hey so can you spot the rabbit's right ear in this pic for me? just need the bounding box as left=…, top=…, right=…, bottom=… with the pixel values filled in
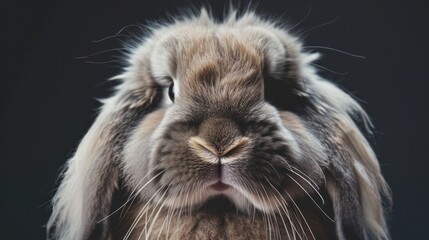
left=47, top=41, right=161, bottom=239
left=47, top=83, right=159, bottom=239
left=47, top=16, right=189, bottom=237
left=47, top=99, right=121, bottom=240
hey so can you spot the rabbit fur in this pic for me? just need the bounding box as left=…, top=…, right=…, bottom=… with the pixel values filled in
left=48, top=9, right=391, bottom=240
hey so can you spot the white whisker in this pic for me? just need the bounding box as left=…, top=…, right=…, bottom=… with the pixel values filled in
left=262, top=175, right=294, bottom=240
left=288, top=169, right=325, bottom=204
left=140, top=186, right=169, bottom=240
left=123, top=187, right=164, bottom=240
left=288, top=175, right=334, bottom=222
left=289, top=166, right=320, bottom=189
left=289, top=3, right=312, bottom=32
left=285, top=191, right=316, bottom=240
left=304, top=45, right=366, bottom=59
left=300, top=15, right=341, bottom=35
left=97, top=169, right=162, bottom=224
left=92, top=34, right=131, bottom=43
left=311, top=63, right=349, bottom=75
left=75, top=48, right=126, bottom=59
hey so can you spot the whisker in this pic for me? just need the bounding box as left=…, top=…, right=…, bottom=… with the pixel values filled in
left=261, top=172, right=303, bottom=240
left=304, top=45, right=366, bottom=59
left=288, top=169, right=325, bottom=204
left=311, top=63, right=349, bottom=75
left=262, top=186, right=276, bottom=240
left=156, top=207, right=169, bottom=240
left=92, top=34, right=131, bottom=43
left=264, top=160, right=281, bottom=180
left=300, top=15, right=341, bottom=35
left=121, top=169, right=159, bottom=215
left=164, top=203, right=176, bottom=240
left=275, top=191, right=291, bottom=239
left=285, top=192, right=316, bottom=240
left=115, top=24, right=142, bottom=35
left=123, top=186, right=165, bottom=240
left=171, top=184, right=187, bottom=239
left=288, top=175, right=334, bottom=222
left=289, top=3, right=312, bottom=32
left=277, top=202, right=292, bottom=240
left=261, top=168, right=284, bottom=240
left=75, top=48, right=126, bottom=59
left=97, top=169, right=162, bottom=224
left=85, top=60, right=121, bottom=65
left=240, top=178, right=270, bottom=239
left=282, top=200, right=301, bottom=240
left=150, top=187, right=173, bottom=239
left=289, top=166, right=320, bottom=189
left=291, top=207, right=306, bottom=240
left=239, top=178, right=258, bottom=223
left=262, top=176, right=294, bottom=240
left=140, top=186, right=170, bottom=240
left=184, top=181, right=192, bottom=213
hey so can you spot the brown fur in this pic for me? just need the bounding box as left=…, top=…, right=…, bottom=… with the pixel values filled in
left=48, top=9, right=390, bottom=240
left=112, top=196, right=337, bottom=240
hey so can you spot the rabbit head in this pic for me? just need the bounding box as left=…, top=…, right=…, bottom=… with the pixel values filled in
left=48, top=9, right=391, bottom=240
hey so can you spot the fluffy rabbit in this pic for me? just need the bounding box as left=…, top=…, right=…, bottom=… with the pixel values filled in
left=48, top=9, right=391, bottom=240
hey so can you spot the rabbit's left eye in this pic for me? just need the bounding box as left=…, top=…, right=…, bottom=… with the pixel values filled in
left=168, top=82, right=175, bottom=102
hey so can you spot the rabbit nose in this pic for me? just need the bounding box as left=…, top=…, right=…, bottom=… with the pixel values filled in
left=188, top=117, right=251, bottom=163
left=188, top=136, right=250, bottom=162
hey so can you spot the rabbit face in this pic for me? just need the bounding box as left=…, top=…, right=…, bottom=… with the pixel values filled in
left=122, top=29, right=325, bottom=215
left=48, top=10, right=390, bottom=240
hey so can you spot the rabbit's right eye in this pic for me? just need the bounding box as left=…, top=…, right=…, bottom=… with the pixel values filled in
left=264, top=77, right=308, bottom=111
left=168, top=83, right=175, bottom=102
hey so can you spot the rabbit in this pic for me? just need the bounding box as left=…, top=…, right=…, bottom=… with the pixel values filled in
left=47, top=8, right=391, bottom=240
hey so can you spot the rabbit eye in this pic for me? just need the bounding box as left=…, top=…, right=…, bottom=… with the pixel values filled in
left=168, top=82, right=175, bottom=102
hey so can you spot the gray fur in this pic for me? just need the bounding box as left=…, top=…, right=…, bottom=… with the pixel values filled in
left=48, top=8, right=390, bottom=240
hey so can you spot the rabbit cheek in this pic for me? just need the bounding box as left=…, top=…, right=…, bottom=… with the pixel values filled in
left=121, top=109, right=168, bottom=197
left=233, top=109, right=326, bottom=212
left=146, top=122, right=208, bottom=204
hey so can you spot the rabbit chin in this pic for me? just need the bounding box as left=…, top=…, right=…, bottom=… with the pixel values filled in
left=157, top=180, right=282, bottom=215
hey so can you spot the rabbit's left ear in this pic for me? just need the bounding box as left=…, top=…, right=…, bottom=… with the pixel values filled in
left=48, top=79, right=159, bottom=239
left=312, top=80, right=391, bottom=240
left=325, top=115, right=390, bottom=240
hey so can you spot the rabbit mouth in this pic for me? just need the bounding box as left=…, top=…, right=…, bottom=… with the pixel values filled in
left=209, top=181, right=230, bottom=191
left=157, top=165, right=287, bottom=214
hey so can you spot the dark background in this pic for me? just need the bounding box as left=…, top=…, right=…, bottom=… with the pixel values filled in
left=2, top=0, right=428, bottom=239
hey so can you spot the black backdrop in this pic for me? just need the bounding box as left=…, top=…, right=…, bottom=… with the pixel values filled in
left=2, top=0, right=428, bottom=239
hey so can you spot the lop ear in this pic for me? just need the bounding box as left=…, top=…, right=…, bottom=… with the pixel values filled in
left=48, top=77, right=159, bottom=239
left=312, top=77, right=391, bottom=240
left=325, top=114, right=390, bottom=240
left=307, top=78, right=391, bottom=240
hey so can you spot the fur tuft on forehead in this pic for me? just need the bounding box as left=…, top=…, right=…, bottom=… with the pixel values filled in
left=115, top=9, right=312, bottom=113
left=126, top=9, right=308, bottom=87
